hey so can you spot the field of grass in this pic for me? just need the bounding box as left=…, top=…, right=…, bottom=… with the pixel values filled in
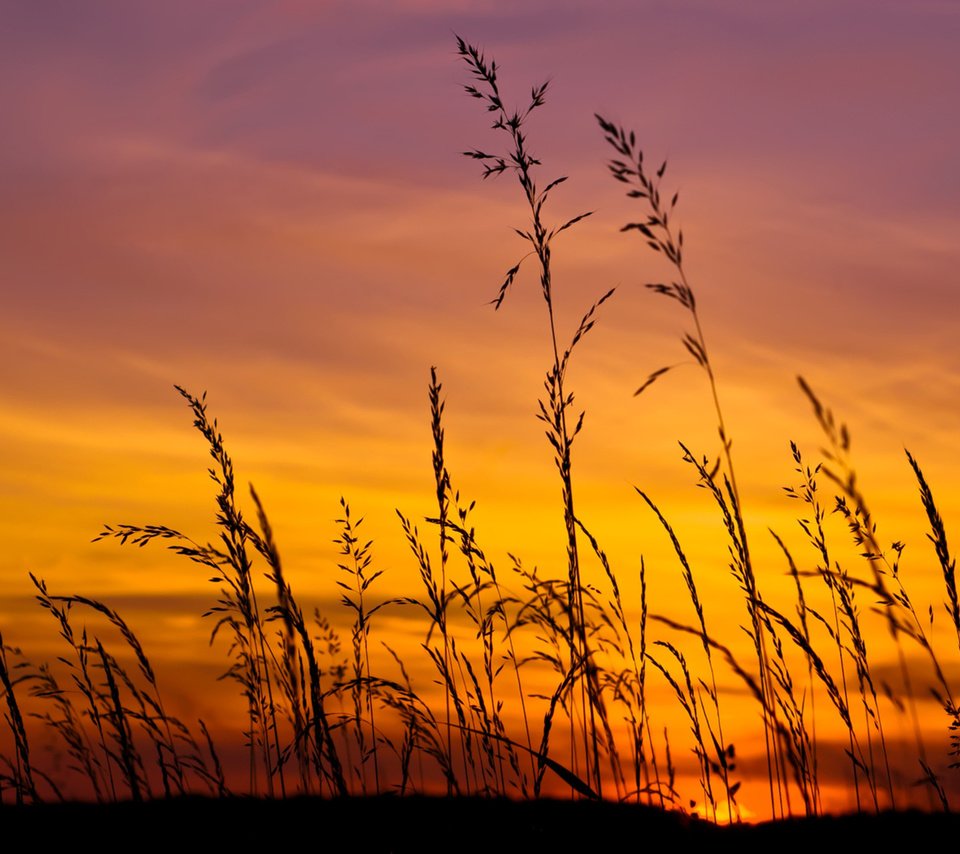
left=1, top=37, right=958, bottom=833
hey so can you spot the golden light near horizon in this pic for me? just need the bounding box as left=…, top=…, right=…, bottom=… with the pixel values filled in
left=1, top=2, right=959, bottom=823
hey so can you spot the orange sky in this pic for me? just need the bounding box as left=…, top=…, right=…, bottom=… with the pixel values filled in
left=2, top=0, right=959, bottom=819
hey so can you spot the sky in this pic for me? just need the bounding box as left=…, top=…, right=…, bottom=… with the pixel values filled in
left=1, top=0, right=959, bottom=818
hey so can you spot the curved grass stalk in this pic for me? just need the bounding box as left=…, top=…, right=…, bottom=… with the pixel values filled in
left=598, top=114, right=785, bottom=817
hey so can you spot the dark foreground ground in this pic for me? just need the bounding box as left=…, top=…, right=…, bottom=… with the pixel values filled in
left=2, top=796, right=957, bottom=851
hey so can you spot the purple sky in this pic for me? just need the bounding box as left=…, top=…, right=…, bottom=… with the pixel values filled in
left=1, top=1, right=959, bottom=810
left=2, top=0, right=958, bottom=583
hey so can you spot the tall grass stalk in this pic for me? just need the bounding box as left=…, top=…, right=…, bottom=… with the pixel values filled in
left=907, top=451, right=960, bottom=655
left=458, top=34, right=614, bottom=797
left=427, top=366, right=462, bottom=792
left=634, top=488, right=736, bottom=816
left=799, top=378, right=957, bottom=796
left=251, top=484, right=311, bottom=791
left=597, top=114, right=784, bottom=817
left=334, top=497, right=384, bottom=794
left=906, top=451, right=960, bottom=771
left=0, top=634, right=37, bottom=804
left=770, top=530, right=822, bottom=814
left=248, top=494, right=347, bottom=796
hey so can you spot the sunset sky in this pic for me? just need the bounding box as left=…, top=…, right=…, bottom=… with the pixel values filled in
left=2, top=0, right=959, bottom=817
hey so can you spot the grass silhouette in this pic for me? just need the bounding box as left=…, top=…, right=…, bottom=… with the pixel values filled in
left=1, top=38, right=958, bottom=836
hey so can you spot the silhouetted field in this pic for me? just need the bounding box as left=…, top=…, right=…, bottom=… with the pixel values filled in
left=2, top=36, right=958, bottom=831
